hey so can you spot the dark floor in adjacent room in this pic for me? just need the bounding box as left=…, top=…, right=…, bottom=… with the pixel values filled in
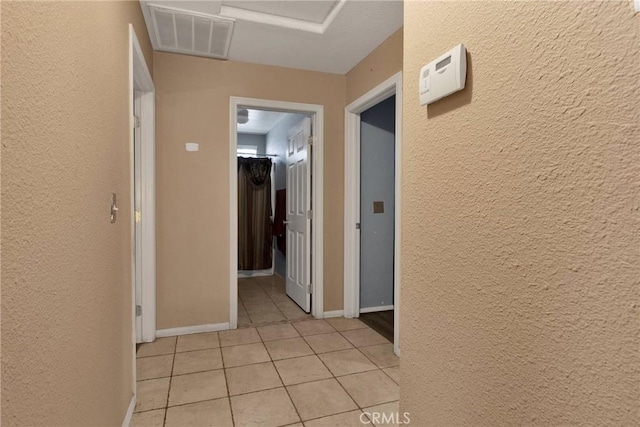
left=359, top=310, right=394, bottom=343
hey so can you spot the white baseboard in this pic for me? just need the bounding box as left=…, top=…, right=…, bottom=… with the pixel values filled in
left=122, top=395, right=136, bottom=427
left=156, top=322, right=230, bottom=338
left=323, top=310, right=344, bottom=318
left=359, top=305, right=394, bottom=314
left=238, top=270, right=274, bottom=278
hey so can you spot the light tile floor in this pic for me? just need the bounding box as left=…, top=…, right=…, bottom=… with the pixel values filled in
left=133, top=317, right=400, bottom=427
left=238, top=275, right=313, bottom=327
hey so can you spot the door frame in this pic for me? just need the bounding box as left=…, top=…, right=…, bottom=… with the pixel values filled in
left=229, top=97, right=324, bottom=328
left=344, top=72, right=402, bottom=355
left=129, top=24, right=156, bottom=351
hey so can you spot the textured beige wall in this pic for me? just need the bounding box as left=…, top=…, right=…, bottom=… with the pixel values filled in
left=402, top=1, right=639, bottom=425
left=346, top=28, right=403, bottom=105
left=1, top=1, right=152, bottom=425
left=154, top=53, right=346, bottom=328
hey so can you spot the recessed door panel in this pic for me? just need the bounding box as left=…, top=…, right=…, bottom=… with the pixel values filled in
left=285, top=117, right=312, bottom=313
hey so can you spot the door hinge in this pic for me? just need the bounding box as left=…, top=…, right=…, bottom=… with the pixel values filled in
left=307, top=136, right=314, bottom=146
left=356, top=222, right=361, bottom=230
left=307, top=210, right=313, bottom=220
left=307, top=283, right=313, bottom=294
left=135, top=210, right=141, bottom=223
left=136, top=305, right=142, bottom=317
left=133, top=115, right=141, bottom=129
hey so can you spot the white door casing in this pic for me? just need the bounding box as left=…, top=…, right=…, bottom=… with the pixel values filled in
left=129, top=23, right=156, bottom=410
left=134, top=90, right=143, bottom=341
left=129, top=24, right=156, bottom=348
left=344, top=72, right=402, bottom=356
left=229, top=96, right=324, bottom=329
left=286, top=117, right=312, bottom=313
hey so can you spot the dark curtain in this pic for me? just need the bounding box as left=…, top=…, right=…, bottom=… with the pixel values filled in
left=238, top=157, right=273, bottom=270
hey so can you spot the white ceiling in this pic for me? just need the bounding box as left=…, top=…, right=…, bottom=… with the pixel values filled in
left=140, top=0, right=403, bottom=74
left=237, top=109, right=288, bottom=134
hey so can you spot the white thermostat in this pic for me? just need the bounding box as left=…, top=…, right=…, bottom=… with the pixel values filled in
left=419, top=44, right=467, bottom=105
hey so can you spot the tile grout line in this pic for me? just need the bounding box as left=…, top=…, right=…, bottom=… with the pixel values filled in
left=257, top=322, right=304, bottom=426
left=241, top=278, right=286, bottom=326
left=148, top=353, right=375, bottom=381
left=300, top=320, right=399, bottom=421
left=262, top=277, right=289, bottom=320
left=139, top=357, right=395, bottom=384
left=138, top=342, right=231, bottom=358
left=285, top=320, right=373, bottom=422
left=218, top=332, right=237, bottom=427
left=380, top=366, right=400, bottom=386
left=330, top=332, right=401, bottom=410
left=240, top=276, right=313, bottom=326
left=173, top=345, right=222, bottom=355
left=161, top=337, right=178, bottom=426
left=335, top=328, right=403, bottom=385
left=136, top=351, right=176, bottom=359
left=238, top=293, right=254, bottom=324
left=139, top=335, right=397, bottom=385
left=263, top=278, right=313, bottom=323
left=308, top=335, right=374, bottom=421
left=299, top=328, right=354, bottom=356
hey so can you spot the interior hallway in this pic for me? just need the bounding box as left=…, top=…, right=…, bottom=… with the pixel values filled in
left=238, top=275, right=311, bottom=327
left=133, top=317, right=399, bottom=426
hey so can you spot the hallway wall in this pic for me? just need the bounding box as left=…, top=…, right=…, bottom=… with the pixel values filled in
left=237, top=133, right=267, bottom=155
left=346, top=28, right=403, bottom=105
left=155, top=25, right=403, bottom=330
left=1, top=1, right=153, bottom=425
left=402, top=1, right=640, bottom=425
left=154, top=53, right=346, bottom=328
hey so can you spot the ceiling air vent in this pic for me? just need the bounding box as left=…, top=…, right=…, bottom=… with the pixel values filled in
left=148, top=4, right=235, bottom=59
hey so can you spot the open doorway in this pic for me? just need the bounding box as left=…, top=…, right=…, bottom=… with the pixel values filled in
left=235, top=109, right=311, bottom=326
left=344, top=72, right=402, bottom=355
left=229, top=98, right=325, bottom=329
left=358, top=95, right=396, bottom=342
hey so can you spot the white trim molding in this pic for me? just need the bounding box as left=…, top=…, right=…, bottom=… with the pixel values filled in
left=360, top=305, right=394, bottom=314
left=220, top=0, right=346, bottom=34
left=238, top=270, right=273, bottom=278
left=129, top=24, right=156, bottom=345
left=344, top=72, right=402, bottom=356
left=229, top=97, right=325, bottom=329
left=122, top=395, right=136, bottom=427
left=128, top=24, right=156, bottom=414
left=323, top=310, right=345, bottom=318
left=156, top=322, right=231, bottom=338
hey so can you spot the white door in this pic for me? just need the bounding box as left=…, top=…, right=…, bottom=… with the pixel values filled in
left=133, top=91, right=143, bottom=342
left=286, top=117, right=312, bottom=313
